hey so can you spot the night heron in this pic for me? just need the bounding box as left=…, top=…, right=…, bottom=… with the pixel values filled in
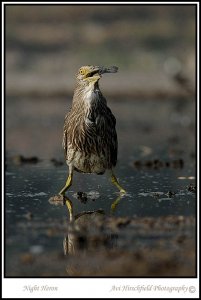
left=59, top=65, right=125, bottom=195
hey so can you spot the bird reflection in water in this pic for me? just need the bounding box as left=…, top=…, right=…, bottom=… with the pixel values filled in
left=61, top=193, right=125, bottom=275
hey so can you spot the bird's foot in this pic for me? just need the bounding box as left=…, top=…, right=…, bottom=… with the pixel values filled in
left=120, top=188, right=126, bottom=194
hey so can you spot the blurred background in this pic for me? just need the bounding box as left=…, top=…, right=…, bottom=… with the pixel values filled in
left=6, top=4, right=196, bottom=158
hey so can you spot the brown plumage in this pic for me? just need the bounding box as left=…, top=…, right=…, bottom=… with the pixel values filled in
left=59, top=65, right=125, bottom=195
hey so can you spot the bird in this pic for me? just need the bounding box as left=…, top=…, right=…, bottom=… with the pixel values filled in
left=59, top=65, right=126, bottom=195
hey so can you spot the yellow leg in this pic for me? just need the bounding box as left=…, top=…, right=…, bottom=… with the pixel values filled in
left=64, top=197, right=74, bottom=222
left=111, top=173, right=126, bottom=193
left=59, top=174, right=73, bottom=195
left=111, top=194, right=122, bottom=212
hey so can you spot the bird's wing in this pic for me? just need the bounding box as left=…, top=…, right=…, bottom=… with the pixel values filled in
left=62, top=113, right=69, bottom=158
left=106, top=107, right=118, bottom=167
left=95, top=106, right=118, bottom=167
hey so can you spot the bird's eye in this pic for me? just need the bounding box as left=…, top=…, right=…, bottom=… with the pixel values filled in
left=79, top=69, right=85, bottom=75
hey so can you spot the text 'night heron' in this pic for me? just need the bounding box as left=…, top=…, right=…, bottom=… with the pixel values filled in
left=59, top=65, right=126, bottom=195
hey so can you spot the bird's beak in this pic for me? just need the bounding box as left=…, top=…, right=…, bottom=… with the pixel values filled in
left=85, top=68, right=100, bottom=78
left=86, top=74, right=101, bottom=83
left=84, top=68, right=101, bottom=83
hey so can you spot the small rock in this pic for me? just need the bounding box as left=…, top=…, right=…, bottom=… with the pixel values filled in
left=145, top=160, right=153, bottom=168
left=48, top=194, right=65, bottom=206
left=12, top=155, right=40, bottom=165
left=166, top=191, right=176, bottom=198
left=153, top=159, right=163, bottom=169
left=133, top=160, right=142, bottom=168
left=50, top=158, right=64, bottom=167
left=171, top=159, right=184, bottom=168
left=187, top=184, right=196, bottom=193
left=24, top=212, right=33, bottom=220
left=77, top=192, right=88, bottom=203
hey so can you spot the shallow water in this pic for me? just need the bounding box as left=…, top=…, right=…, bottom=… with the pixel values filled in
left=6, top=160, right=195, bottom=222
left=5, top=157, right=195, bottom=257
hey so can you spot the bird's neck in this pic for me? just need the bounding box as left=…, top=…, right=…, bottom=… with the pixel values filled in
left=73, top=82, right=103, bottom=104
left=72, top=83, right=106, bottom=117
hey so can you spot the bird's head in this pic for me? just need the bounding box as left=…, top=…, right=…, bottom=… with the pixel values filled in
left=76, top=65, right=101, bottom=85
